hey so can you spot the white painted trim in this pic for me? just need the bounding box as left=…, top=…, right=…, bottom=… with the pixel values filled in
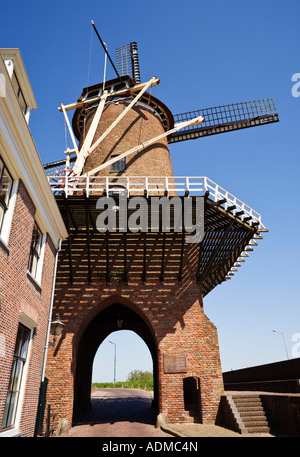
left=19, top=311, right=39, bottom=329
left=0, top=177, right=19, bottom=245
left=36, top=231, right=46, bottom=285
left=27, top=270, right=42, bottom=290
left=26, top=229, right=46, bottom=288
left=0, top=427, right=22, bottom=437
left=12, top=324, right=33, bottom=434
left=0, top=322, right=33, bottom=436
left=0, top=235, right=10, bottom=253
left=0, top=54, right=68, bottom=248
left=0, top=48, right=37, bottom=110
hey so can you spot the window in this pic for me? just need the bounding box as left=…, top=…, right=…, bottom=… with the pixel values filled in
left=0, top=157, right=13, bottom=234
left=1, top=324, right=31, bottom=430
left=111, top=82, right=127, bottom=92
left=110, top=155, right=126, bottom=172
left=11, top=71, right=28, bottom=116
left=28, top=222, right=43, bottom=279
left=84, top=89, right=101, bottom=100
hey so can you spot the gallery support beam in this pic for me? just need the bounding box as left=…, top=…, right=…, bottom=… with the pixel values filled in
left=199, top=220, right=235, bottom=282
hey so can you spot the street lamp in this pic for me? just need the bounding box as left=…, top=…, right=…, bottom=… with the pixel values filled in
left=272, top=329, right=289, bottom=360
left=49, top=315, right=65, bottom=347
left=109, top=341, right=116, bottom=383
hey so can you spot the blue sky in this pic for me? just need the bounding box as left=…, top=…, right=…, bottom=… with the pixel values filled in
left=1, top=0, right=300, bottom=381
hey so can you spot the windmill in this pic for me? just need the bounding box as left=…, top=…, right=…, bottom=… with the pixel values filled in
left=44, top=21, right=278, bottom=293
left=45, top=21, right=278, bottom=180
left=43, top=23, right=280, bottom=425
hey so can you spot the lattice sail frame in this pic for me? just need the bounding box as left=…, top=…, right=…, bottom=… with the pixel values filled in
left=116, top=42, right=141, bottom=84
left=169, top=98, right=278, bottom=143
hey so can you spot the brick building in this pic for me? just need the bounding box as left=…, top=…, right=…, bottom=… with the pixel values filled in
left=0, top=49, right=67, bottom=437
left=0, top=42, right=277, bottom=436
left=43, top=71, right=274, bottom=431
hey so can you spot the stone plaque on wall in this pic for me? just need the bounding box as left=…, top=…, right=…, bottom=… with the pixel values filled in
left=163, top=354, right=187, bottom=373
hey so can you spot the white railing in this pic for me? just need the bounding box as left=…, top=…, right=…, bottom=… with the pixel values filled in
left=47, top=174, right=265, bottom=228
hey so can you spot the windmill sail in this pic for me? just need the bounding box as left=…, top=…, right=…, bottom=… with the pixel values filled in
left=116, top=42, right=141, bottom=84
left=168, top=98, right=279, bottom=143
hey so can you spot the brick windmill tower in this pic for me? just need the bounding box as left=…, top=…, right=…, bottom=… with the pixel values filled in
left=43, top=22, right=278, bottom=432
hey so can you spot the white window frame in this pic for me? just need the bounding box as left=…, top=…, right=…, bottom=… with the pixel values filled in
left=0, top=320, right=33, bottom=437
left=27, top=221, right=46, bottom=287
left=0, top=155, right=18, bottom=248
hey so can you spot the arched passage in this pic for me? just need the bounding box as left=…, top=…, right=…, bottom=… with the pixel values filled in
left=92, top=330, right=153, bottom=384
left=73, top=303, right=158, bottom=423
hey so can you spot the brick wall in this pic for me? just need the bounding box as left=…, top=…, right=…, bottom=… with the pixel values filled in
left=45, top=236, right=224, bottom=428
left=0, top=180, right=56, bottom=436
left=82, top=102, right=174, bottom=177
left=45, top=94, right=224, bottom=431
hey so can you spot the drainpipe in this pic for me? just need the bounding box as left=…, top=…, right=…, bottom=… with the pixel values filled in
left=34, top=238, right=62, bottom=436
left=41, top=237, right=62, bottom=380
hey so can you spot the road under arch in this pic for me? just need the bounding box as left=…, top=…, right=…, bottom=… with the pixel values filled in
left=73, top=303, right=158, bottom=423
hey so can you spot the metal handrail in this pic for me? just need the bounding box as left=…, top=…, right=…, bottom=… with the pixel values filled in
left=47, top=174, right=265, bottom=229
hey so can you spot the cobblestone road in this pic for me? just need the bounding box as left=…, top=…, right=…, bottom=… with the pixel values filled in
left=69, top=388, right=170, bottom=437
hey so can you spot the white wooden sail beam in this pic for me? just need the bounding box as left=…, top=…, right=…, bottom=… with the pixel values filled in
left=86, top=115, right=205, bottom=176
left=58, top=77, right=159, bottom=176
left=57, top=77, right=160, bottom=112
left=72, top=91, right=108, bottom=176
left=80, top=91, right=108, bottom=156
left=87, top=76, right=158, bottom=156
left=60, top=103, right=79, bottom=156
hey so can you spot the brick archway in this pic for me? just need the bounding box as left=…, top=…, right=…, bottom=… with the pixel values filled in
left=72, top=300, right=159, bottom=421
left=46, top=281, right=224, bottom=429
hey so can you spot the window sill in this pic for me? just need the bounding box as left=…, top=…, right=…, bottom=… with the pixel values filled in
left=0, top=427, right=22, bottom=437
left=0, top=236, right=10, bottom=255
left=27, top=270, right=42, bottom=291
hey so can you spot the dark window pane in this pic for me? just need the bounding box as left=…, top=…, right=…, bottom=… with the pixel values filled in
left=19, top=327, right=30, bottom=359
left=11, top=71, right=28, bottom=115
left=0, top=161, right=13, bottom=204
left=0, top=205, right=5, bottom=228
left=18, top=91, right=28, bottom=115
left=2, top=391, right=17, bottom=428
left=0, top=157, right=13, bottom=233
left=11, top=72, right=20, bottom=96
left=28, top=222, right=43, bottom=277
left=110, top=156, right=126, bottom=172
left=1, top=324, right=31, bottom=430
left=10, top=360, right=22, bottom=392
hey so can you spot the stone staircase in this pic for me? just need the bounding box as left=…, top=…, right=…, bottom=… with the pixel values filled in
left=227, top=394, right=273, bottom=434
left=182, top=403, right=201, bottom=423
